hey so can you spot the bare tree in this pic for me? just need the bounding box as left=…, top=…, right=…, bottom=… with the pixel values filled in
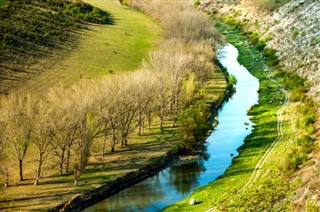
left=0, top=113, right=10, bottom=187
left=32, top=99, right=56, bottom=185
left=147, top=54, right=171, bottom=131
left=94, top=80, right=117, bottom=154
left=1, top=93, right=34, bottom=182
left=48, top=88, right=78, bottom=175
left=149, top=44, right=192, bottom=127
left=69, top=83, right=102, bottom=185
left=134, top=70, right=157, bottom=136
left=73, top=112, right=100, bottom=185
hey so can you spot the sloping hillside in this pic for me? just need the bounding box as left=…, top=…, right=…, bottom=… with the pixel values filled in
left=0, top=0, right=112, bottom=93
left=203, top=0, right=319, bottom=103
left=201, top=0, right=320, bottom=209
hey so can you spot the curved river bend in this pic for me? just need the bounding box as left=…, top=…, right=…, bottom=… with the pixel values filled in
left=84, top=43, right=259, bottom=211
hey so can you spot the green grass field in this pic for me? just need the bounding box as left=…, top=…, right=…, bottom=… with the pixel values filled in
left=13, top=0, right=160, bottom=93
left=163, top=21, right=298, bottom=211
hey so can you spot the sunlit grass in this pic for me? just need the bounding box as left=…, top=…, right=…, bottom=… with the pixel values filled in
left=0, top=67, right=227, bottom=211
left=17, top=0, right=161, bottom=93
left=163, top=21, right=290, bottom=211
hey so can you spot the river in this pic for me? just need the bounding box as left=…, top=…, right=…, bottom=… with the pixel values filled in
left=84, top=43, right=259, bottom=211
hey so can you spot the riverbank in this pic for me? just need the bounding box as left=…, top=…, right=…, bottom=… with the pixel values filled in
left=164, top=20, right=315, bottom=211
left=0, top=71, right=227, bottom=211
left=0, top=1, right=228, bottom=210
left=50, top=67, right=230, bottom=211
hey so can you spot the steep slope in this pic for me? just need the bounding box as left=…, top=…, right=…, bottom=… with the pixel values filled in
left=204, top=0, right=319, bottom=103
left=200, top=0, right=320, bottom=209
left=0, top=0, right=112, bottom=93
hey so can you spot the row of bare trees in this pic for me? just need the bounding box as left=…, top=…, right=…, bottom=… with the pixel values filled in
left=0, top=1, right=221, bottom=186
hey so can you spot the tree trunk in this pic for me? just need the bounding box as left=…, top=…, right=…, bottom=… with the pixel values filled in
left=173, top=93, right=179, bottom=128
left=102, top=138, right=106, bottom=157
left=74, top=179, right=77, bottom=186
left=110, top=144, right=115, bottom=153
left=110, top=129, right=116, bottom=153
left=4, top=166, right=9, bottom=187
left=138, top=114, right=144, bottom=136
left=148, top=111, right=152, bottom=129
left=65, top=146, right=71, bottom=173
left=160, top=107, right=164, bottom=131
left=59, top=149, right=65, bottom=175
left=18, top=159, right=23, bottom=181
left=121, top=136, right=127, bottom=148
left=35, top=154, right=43, bottom=186
left=59, top=160, right=63, bottom=176
left=141, top=118, right=144, bottom=135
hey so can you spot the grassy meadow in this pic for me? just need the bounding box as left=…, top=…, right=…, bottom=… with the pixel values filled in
left=1, top=0, right=160, bottom=94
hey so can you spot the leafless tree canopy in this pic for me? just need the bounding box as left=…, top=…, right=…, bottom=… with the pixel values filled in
left=0, top=1, right=221, bottom=186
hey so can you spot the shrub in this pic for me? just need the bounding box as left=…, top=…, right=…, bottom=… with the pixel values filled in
left=178, top=104, right=212, bottom=151
left=263, top=48, right=279, bottom=66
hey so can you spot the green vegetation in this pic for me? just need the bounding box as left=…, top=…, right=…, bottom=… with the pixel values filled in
left=0, top=0, right=160, bottom=93
left=178, top=104, right=212, bottom=151
left=220, top=173, right=295, bottom=211
left=0, top=0, right=111, bottom=91
left=222, top=16, right=280, bottom=67
left=0, top=2, right=225, bottom=210
left=164, top=20, right=317, bottom=211
left=0, top=0, right=8, bottom=8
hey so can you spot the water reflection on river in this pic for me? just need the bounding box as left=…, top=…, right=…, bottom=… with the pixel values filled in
left=84, top=43, right=259, bottom=212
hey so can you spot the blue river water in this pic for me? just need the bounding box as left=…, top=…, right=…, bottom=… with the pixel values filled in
left=84, top=43, right=259, bottom=211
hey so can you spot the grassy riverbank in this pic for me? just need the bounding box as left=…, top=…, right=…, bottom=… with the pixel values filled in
left=0, top=1, right=228, bottom=210
left=163, top=21, right=308, bottom=211
left=0, top=71, right=227, bottom=211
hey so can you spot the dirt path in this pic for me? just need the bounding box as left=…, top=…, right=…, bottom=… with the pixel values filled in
left=205, top=42, right=290, bottom=212
left=237, top=51, right=290, bottom=192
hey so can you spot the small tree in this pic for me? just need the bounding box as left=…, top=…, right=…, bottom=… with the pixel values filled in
left=1, top=93, right=33, bottom=181
left=32, top=100, right=56, bottom=185
left=178, top=104, right=211, bottom=151
left=0, top=116, right=10, bottom=187
left=73, top=112, right=100, bottom=186
left=70, top=83, right=102, bottom=185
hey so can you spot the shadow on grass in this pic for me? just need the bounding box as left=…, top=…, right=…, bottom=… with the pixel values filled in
left=0, top=191, right=78, bottom=204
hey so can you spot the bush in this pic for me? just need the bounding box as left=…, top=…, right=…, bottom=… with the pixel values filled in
left=178, top=104, right=212, bottom=151
left=263, top=48, right=279, bottom=66
left=171, top=144, right=184, bottom=154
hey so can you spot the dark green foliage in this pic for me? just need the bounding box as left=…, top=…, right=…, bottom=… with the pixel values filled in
left=40, top=0, right=112, bottom=24
left=171, top=144, right=184, bottom=154
left=178, top=104, right=212, bottom=151
left=227, top=74, right=237, bottom=87
left=256, top=39, right=267, bottom=51
left=277, top=71, right=308, bottom=102
left=276, top=71, right=316, bottom=174
left=262, top=48, right=279, bottom=66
